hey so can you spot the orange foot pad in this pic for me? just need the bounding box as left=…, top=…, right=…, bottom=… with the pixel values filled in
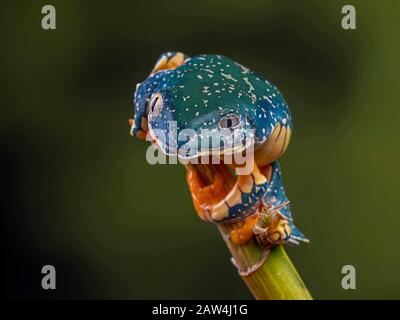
left=230, top=213, right=259, bottom=245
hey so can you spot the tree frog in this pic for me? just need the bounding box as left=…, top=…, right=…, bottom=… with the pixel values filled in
left=130, top=52, right=308, bottom=249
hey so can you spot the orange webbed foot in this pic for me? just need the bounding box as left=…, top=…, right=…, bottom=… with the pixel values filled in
left=230, top=213, right=259, bottom=245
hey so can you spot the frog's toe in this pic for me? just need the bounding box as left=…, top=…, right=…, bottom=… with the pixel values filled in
left=151, top=51, right=188, bottom=74
left=230, top=213, right=259, bottom=245
left=231, top=247, right=271, bottom=277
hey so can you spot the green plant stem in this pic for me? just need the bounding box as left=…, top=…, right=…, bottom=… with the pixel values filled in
left=193, top=163, right=312, bottom=300
left=218, top=224, right=312, bottom=300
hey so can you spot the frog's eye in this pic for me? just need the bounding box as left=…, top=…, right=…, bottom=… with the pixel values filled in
left=219, top=114, right=240, bottom=129
left=149, top=93, right=163, bottom=116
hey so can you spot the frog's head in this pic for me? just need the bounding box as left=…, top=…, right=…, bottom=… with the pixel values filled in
left=147, top=90, right=255, bottom=160
left=133, top=52, right=256, bottom=161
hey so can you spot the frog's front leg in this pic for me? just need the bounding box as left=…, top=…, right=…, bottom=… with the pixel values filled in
left=228, top=163, right=274, bottom=245
left=186, top=162, right=269, bottom=224
left=185, top=164, right=227, bottom=221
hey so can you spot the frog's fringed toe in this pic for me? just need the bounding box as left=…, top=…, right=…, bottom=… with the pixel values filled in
left=231, top=247, right=271, bottom=277
left=229, top=201, right=302, bottom=276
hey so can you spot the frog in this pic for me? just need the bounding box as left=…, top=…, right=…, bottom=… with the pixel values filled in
left=130, top=51, right=308, bottom=253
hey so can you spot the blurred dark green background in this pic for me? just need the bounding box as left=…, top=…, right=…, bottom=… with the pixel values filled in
left=1, top=0, right=400, bottom=299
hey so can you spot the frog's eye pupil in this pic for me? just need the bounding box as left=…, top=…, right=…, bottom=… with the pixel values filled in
left=150, top=93, right=163, bottom=116
left=219, top=115, right=240, bottom=129
left=151, top=97, right=159, bottom=112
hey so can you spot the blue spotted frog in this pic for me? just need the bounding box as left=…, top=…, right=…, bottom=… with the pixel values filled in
left=131, top=52, right=308, bottom=248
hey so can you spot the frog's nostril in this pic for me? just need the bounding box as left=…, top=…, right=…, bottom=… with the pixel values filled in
left=219, top=114, right=240, bottom=129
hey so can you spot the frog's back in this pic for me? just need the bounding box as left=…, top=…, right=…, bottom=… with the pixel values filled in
left=162, top=54, right=292, bottom=141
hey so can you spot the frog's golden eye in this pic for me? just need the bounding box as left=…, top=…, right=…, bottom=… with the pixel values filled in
left=219, top=114, right=240, bottom=129
left=150, top=93, right=163, bottom=116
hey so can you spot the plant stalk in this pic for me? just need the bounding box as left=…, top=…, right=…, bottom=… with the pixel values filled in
left=194, top=163, right=312, bottom=300
left=218, top=224, right=312, bottom=300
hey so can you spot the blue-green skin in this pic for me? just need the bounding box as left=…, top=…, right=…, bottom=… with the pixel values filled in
left=133, top=52, right=307, bottom=243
